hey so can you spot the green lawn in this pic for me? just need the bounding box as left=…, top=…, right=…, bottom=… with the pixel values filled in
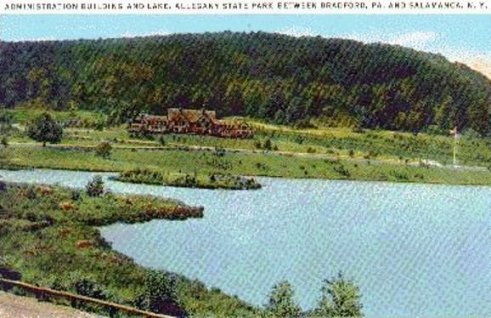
left=3, top=144, right=491, bottom=186
left=2, top=109, right=491, bottom=186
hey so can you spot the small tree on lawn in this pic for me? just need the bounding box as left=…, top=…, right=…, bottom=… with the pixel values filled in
left=26, top=112, right=63, bottom=147
left=85, top=175, right=105, bottom=197
left=266, top=281, right=301, bottom=317
left=315, top=272, right=363, bottom=317
left=95, top=141, right=112, bottom=159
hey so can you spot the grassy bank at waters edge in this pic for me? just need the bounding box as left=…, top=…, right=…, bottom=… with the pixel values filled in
left=115, top=168, right=261, bottom=190
left=2, top=145, right=491, bottom=186
left=0, top=181, right=259, bottom=317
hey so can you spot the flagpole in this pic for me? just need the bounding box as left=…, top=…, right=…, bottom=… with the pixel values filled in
left=453, top=127, right=457, bottom=167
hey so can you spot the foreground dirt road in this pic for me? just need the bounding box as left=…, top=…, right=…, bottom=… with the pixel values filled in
left=0, top=292, right=101, bottom=318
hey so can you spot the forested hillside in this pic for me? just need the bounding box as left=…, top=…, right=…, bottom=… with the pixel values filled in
left=1, top=32, right=490, bottom=135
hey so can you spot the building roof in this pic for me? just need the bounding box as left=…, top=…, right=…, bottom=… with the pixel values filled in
left=168, top=108, right=217, bottom=123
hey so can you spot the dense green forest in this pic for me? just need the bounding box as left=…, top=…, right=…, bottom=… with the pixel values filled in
left=1, top=31, right=490, bottom=135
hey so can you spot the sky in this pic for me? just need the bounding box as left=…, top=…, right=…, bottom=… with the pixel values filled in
left=1, top=15, right=490, bottom=77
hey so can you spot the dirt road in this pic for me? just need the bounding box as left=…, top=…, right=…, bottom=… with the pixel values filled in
left=0, top=292, right=101, bottom=318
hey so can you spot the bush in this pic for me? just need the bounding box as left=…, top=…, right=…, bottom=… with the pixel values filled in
left=71, top=189, right=81, bottom=201
left=94, top=119, right=106, bottom=131
left=214, top=147, right=226, bottom=157
left=135, top=270, right=186, bottom=317
left=0, top=181, right=6, bottom=193
left=266, top=281, right=301, bottom=317
left=23, top=185, right=37, bottom=199
left=85, top=176, right=105, bottom=197
left=334, top=164, right=351, bottom=177
left=1, top=136, right=8, bottom=148
left=74, top=278, right=110, bottom=300
left=95, top=141, right=112, bottom=159
left=425, top=125, right=442, bottom=135
left=315, top=272, right=363, bottom=317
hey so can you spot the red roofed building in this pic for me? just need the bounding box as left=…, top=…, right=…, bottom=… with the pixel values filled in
left=128, top=108, right=253, bottom=138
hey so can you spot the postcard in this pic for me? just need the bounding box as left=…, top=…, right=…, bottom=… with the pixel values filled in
left=0, top=2, right=490, bottom=317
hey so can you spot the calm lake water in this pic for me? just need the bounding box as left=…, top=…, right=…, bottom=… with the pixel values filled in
left=1, top=168, right=490, bottom=317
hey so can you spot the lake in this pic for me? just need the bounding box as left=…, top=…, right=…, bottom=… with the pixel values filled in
left=1, top=168, right=490, bottom=317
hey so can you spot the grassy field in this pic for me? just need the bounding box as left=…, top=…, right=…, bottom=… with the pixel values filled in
left=3, top=143, right=491, bottom=186
left=5, top=108, right=491, bottom=166
left=2, top=108, right=491, bottom=186
left=61, top=125, right=491, bottom=167
left=0, top=181, right=258, bottom=317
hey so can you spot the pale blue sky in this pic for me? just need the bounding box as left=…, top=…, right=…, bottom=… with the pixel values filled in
left=1, top=15, right=490, bottom=62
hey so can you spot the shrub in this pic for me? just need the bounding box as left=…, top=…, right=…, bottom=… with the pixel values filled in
left=135, top=270, right=185, bottom=317
left=86, top=176, right=105, bottom=197
left=94, top=119, right=106, bottom=131
left=263, top=139, right=272, bottom=151
left=266, top=281, right=301, bottom=318
left=0, top=181, right=6, bottom=193
left=95, top=141, right=112, bottom=159
left=214, top=147, right=226, bottom=157
left=315, top=272, right=363, bottom=317
left=334, top=164, right=351, bottom=177
left=71, top=189, right=81, bottom=201
left=74, top=278, right=109, bottom=300
left=1, top=136, right=7, bottom=148
left=22, top=185, right=37, bottom=199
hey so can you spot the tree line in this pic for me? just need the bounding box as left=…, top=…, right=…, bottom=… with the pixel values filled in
left=265, top=272, right=363, bottom=317
left=0, top=31, right=490, bottom=135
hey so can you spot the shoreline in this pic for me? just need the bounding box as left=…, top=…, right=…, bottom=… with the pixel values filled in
left=2, top=162, right=491, bottom=188
left=0, top=180, right=258, bottom=317
left=0, top=166, right=491, bottom=194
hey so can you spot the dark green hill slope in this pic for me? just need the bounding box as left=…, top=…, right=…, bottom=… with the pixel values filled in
left=1, top=32, right=490, bottom=135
